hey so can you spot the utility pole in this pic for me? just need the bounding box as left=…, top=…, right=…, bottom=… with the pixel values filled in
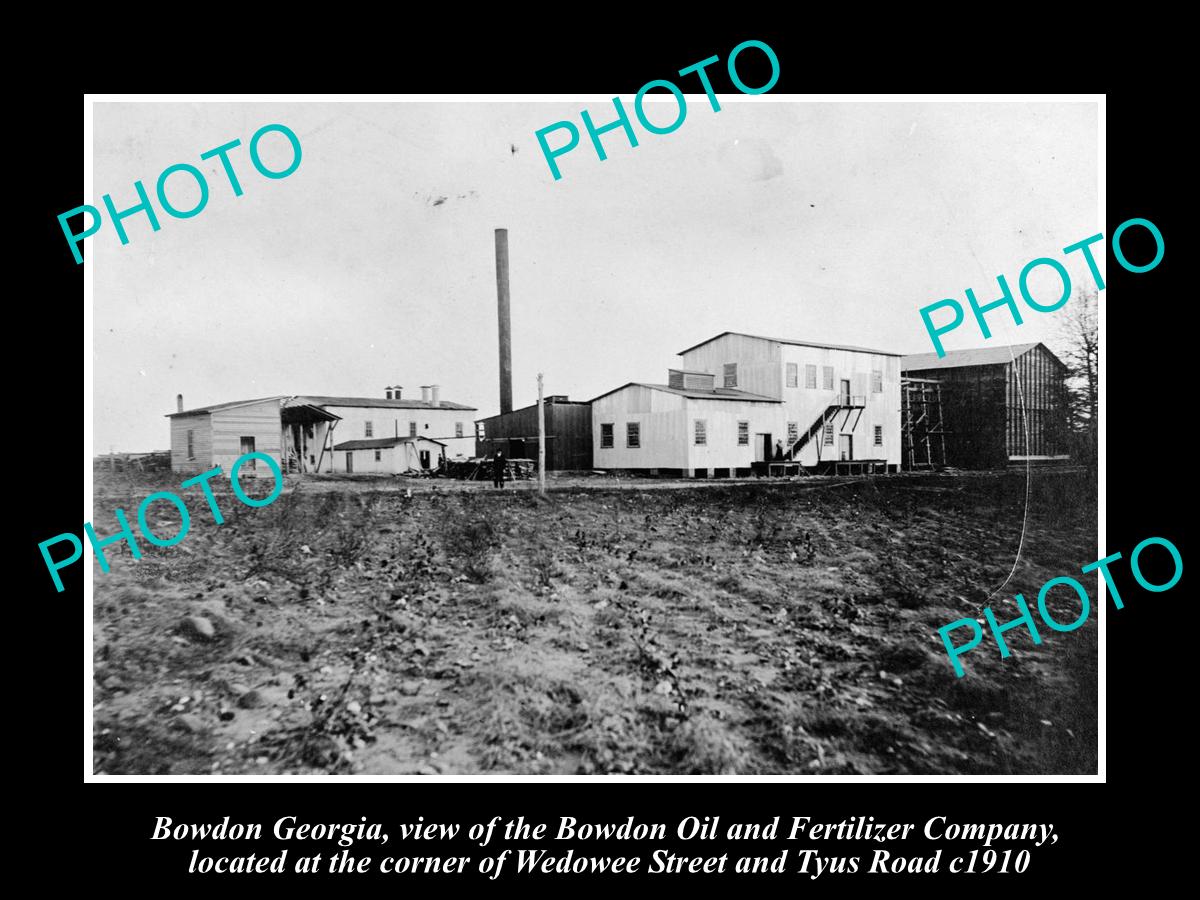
left=537, top=373, right=546, bottom=497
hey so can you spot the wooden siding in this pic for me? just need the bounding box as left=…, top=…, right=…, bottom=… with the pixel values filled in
left=684, top=398, right=785, bottom=471
left=170, top=413, right=213, bottom=474
left=679, top=334, right=782, bottom=398
left=320, top=405, right=475, bottom=462
left=907, top=347, right=1067, bottom=467
left=1006, top=343, right=1069, bottom=458
left=331, top=439, right=444, bottom=474
left=475, top=401, right=593, bottom=469
left=592, top=385, right=784, bottom=473
left=679, top=335, right=902, bottom=467
left=209, top=400, right=285, bottom=475
left=592, top=386, right=690, bottom=470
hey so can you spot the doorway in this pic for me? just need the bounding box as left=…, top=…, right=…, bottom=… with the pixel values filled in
left=419, top=449, right=431, bottom=469
left=345, top=451, right=353, bottom=473
left=840, top=379, right=851, bottom=405
left=239, top=436, right=256, bottom=469
left=839, top=434, right=853, bottom=461
left=755, top=433, right=772, bottom=462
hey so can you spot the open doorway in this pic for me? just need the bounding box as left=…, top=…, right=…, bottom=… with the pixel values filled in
left=755, top=433, right=772, bottom=462
left=839, top=434, right=853, bottom=461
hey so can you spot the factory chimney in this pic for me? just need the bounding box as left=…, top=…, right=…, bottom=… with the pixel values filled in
left=176, top=393, right=183, bottom=413
left=495, top=228, right=513, bottom=415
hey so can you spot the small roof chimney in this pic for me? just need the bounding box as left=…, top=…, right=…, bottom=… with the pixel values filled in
left=420, top=385, right=432, bottom=404
left=430, top=384, right=441, bottom=407
left=176, top=393, right=184, bottom=413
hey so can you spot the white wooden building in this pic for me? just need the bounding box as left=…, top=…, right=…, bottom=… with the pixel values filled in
left=678, top=333, right=902, bottom=472
left=590, top=333, right=902, bottom=477
left=590, top=372, right=783, bottom=477
left=330, top=436, right=447, bottom=474
left=168, top=385, right=476, bottom=475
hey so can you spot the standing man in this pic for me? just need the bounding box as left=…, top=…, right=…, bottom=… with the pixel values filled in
left=492, top=449, right=506, bottom=488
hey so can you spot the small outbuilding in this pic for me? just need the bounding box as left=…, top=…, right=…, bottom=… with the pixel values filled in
left=331, top=437, right=447, bottom=474
left=474, top=395, right=593, bottom=470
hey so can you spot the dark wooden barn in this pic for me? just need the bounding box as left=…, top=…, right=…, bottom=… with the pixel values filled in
left=474, top=396, right=593, bottom=470
left=902, top=342, right=1070, bottom=469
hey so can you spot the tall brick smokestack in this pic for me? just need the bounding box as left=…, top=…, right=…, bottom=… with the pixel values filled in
left=495, top=228, right=513, bottom=415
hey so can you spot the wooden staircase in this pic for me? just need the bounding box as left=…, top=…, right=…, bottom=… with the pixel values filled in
left=785, top=396, right=866, bottom=461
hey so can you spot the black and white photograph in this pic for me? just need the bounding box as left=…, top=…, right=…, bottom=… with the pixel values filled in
left=84, top=96, right=1100, bottom=777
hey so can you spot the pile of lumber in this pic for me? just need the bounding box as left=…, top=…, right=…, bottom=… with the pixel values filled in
left=442, top=457, right=536, bottom=481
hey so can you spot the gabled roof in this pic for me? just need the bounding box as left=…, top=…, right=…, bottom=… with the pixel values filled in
left=590, top=382, right=783, bottom=404
left=297, top=395, right=477, bottom=411
left=679, top=331, right=902, bottom=357
left=901, top=342, right=1062, bottom=372
left=333, top=437, right=447, bottom=451
left=167, top=396, right=287, bottom=418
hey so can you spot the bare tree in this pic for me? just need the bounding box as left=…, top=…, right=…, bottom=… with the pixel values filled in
left=1056, top=288, right=1098, bottom=460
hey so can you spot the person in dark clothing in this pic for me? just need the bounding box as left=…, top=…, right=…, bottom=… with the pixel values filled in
left=492, top=450, right=505, bottom=488
left=774, top=440, right=785, bottom=460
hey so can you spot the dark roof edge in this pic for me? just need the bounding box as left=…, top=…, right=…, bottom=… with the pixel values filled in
left=588, top=382, right=783, bottom=404
left=677, top=331, right=903, bottom=357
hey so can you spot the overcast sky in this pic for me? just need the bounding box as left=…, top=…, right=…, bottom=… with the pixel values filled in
left=92, top=100, right=1099, bottom=452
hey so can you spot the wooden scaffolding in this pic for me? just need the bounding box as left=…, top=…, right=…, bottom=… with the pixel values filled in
left=901, top=377, right=948, bottom=469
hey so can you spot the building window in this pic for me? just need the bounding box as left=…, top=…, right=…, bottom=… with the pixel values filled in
left=805, top=364, right=817, bottom=389
left=822, top=366, right=834, bottom=390
left=409, top=421, right=418, bottom=437
left=455, top=422, right=464, bottom=438
left=601, top=423, right=614, bottom=449
left=786, top=362, right=798, bottom=388
left=871, top=369, right=883, bottom=393
left=823, top=423, right=834, bottom=446
left=737, top=421, right=749, bottom=446
left=365, top=420, right=374, bottom=438
left=626, top=422, right=640, bottom=449
left=787, top=422, right=799, bottom=445
left=476, top=422, right=486, bottom=439
left=723, top=363, right=737, bottom=388
left=186, top=429, right=195, bottom=460
left=874, top=425, right=883, bottom=446
left=694, top=420, right=707, bottom=446
left=374, top=449, right=382, bottom=461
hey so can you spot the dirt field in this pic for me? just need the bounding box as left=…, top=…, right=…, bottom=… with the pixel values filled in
left=90, top=468, right=1098, bottom=775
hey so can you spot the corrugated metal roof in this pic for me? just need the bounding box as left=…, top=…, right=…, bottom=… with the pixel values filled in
left=298, top=395, right=477, bottom=411
left=589, top=382, right=783, bottom=404
left=333, top=437, right=447, bottom=451
left=167, top=396, right=287, bottom=418
left=678, top=331, right=903, bottom=357
left=901, top=342, right=1049, bottom=372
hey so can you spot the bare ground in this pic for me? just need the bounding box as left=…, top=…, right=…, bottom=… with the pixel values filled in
left=90, top=468, right=1097, bottom=775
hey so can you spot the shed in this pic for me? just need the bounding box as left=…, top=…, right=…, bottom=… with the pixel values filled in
left=331, top=436, right=447, bottom=474
left=474, top=396, right=593, bottom=470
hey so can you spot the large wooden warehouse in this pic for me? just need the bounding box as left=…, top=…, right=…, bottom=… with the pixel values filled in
left=901, top=342, right=1069, bottom=468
